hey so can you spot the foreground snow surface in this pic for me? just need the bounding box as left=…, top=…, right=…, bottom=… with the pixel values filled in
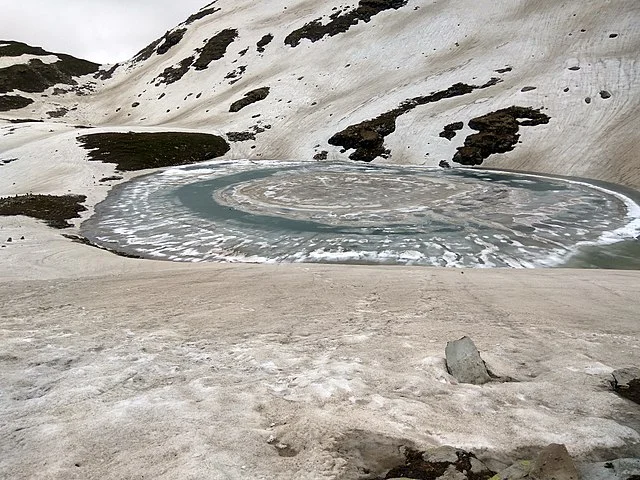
left=1, top=262, right=639, bottom=479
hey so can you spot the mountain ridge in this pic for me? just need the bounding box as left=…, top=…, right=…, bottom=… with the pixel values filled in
left=1, top=0, right=639, bottom=188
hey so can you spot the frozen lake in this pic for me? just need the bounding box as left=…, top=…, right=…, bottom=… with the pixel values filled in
left=82, top=161, right=640, bottom=268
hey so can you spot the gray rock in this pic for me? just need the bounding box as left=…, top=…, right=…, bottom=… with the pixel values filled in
left=612, top=367, right=640, bottom=404
left=437, top=465, right=467, bottom=479
left=491, top=459, right=533, bottom=479
left=579, top=458, right=640, bottom=480
left=445, top=336, right=491, bottom=385
left=530, top=444, right=579, bottom=480
left=422, top=446, right=459, bottom=464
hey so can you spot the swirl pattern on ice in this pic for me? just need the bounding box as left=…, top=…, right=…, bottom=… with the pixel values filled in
left=82, top=161, right=640, bottom=267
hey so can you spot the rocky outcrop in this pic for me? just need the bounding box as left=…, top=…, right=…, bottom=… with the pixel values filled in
left=0, top=41, right=99, bottom=94
left=329, top=80, right=499, bottom=162
left=452, top=107, right=550, bottom=166
left=229, top=87, right=270, bottom=112
left=612, top=367, right=640, bottom=404
left=194, top=29, right=239, bottom=70
left=285, top=0, right=409, bottom=47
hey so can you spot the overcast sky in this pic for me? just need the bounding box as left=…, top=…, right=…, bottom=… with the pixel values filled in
left=0, top=0, right=209, bottom=64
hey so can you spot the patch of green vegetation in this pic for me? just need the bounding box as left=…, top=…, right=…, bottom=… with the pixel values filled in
left=229, top=87, right=270, bottom=112
left=0, top=194, right=87, bottom=228
left=0, top=41, right=99, bottom=94
left=0, top=94, right=33, bottom=112
left=194, top=29, right=238, bottom=70
left=77, top=132, right=230, bottom=171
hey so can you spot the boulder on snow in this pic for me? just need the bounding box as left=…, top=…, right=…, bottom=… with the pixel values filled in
left=445, top=336, right=491, bottom=385
left=530, top=444, right=579, bottom=480
left=612, top=367, right=640, bottom=404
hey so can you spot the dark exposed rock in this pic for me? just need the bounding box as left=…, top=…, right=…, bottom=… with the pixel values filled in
left=285, top=0, right=408, bottom=47
left=329, top=80, right=499, bottom=162
left=314, top=150, right=328, bottom=160
left=609, top=33, right=618, bottom=38
left=229, top=87, right=270, bottom=112
left=194, top=29, right=239, bottom=70
left=568, top=66, right=580, bottom=71
left=439, top=160, right=451, bottom=168
left=154, top=56, right=194, bottom=86
left=226, top=131, right=256, bottom=142
left=157, top=28, right=187, bottom=55
left=132, top=38, right=162, bottom=63
left=600, top=90, right=612, bottom=99
left=585, top=97, right=592, bottom=104
left=132, top=27, right=187, bottom=62
left=439, top=121, right=464, bottom=140
left=94, top=63, right=119, bottom=80
left=0, top=194, right=87, bottom=229
left=98, top=176, right=124, bottom=183
left=131, top=102, right=140, bottom=108
left=184, top=5, right=221, bottom=25
left=612, top=367, right=640, bottom=404
left=383, top=447, right=494, bottom=480
left=445, top=336, right=491, bottom=385
left=63, top=234, right=143, bottom=259
left=520, top=86, right=537, bottom=92
left=77, top=132, right=230, bottom=171
left=257, top=34, right=274, bottom=53
left=225, top=65, right=247, bottom=83
left=495, top=66, right=512, bottom=73
left=452, top=106, right=550, bottom=166
left=0, top=41, right=99, bottom=94
left=46, top=107, right=68, bottom=118
left=0, top=94, right=33, bottom=112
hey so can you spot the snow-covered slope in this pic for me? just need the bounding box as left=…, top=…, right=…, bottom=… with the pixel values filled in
left=1, top=0, right=639, bottom=188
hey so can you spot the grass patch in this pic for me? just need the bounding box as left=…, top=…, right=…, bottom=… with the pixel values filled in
left=0, top=94, right=33, bottom=112
left=0, top=194, right=87, bottom=228
left=77, top=132, right=230, bottom=171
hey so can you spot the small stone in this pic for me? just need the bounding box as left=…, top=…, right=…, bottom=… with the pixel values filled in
left=521, top=86, right=537, bottom=92
left=445, top=336, right=491, bottom=385
left=6, top=237, right=12, bottom=243
left=609, top=33, right=618, bottom=38
left=585, top=97, right=592, bottom=104
left=612, top=367, right=640, bottom=404
left=530, top=444, right=579, bottom=480
left=600, top=90, right=611, bottom=99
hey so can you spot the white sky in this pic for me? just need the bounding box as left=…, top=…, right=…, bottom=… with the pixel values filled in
left=0, top=0, right=210, bottom=64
